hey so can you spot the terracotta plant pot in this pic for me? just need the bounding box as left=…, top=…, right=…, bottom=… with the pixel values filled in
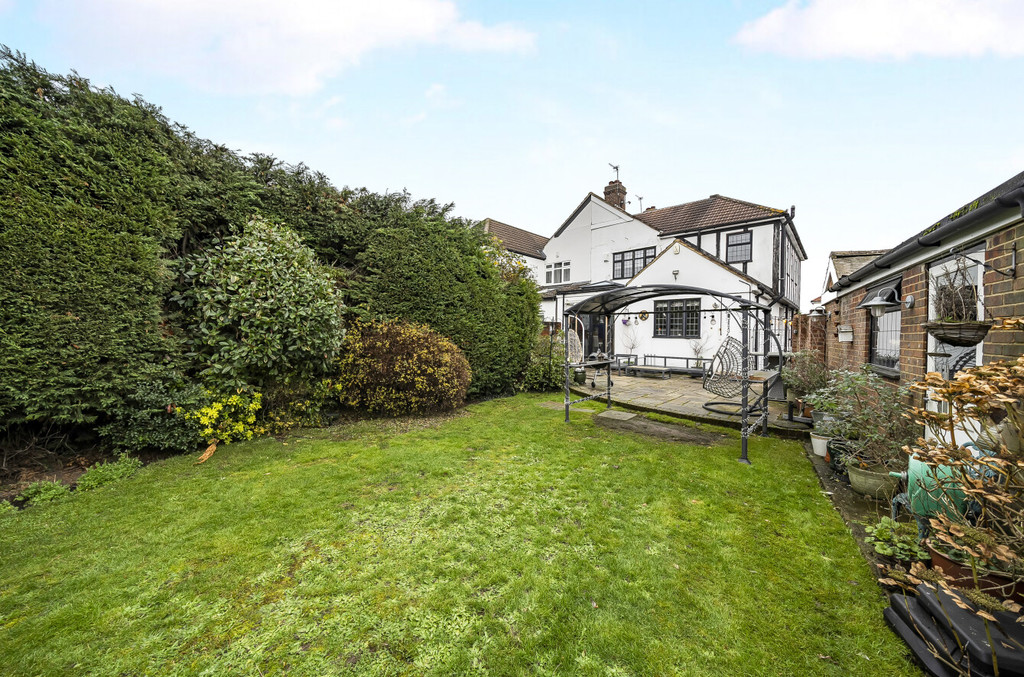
left=925, top=541, right=1024, bottom=604
left=848, top=465, right=899, bottom=499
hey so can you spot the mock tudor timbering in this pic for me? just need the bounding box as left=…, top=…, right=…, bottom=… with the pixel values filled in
left=485, top=179, right=807, bottom=362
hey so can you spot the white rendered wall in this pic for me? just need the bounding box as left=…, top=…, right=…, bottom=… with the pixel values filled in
left=541, top=198, right=660, bottom=286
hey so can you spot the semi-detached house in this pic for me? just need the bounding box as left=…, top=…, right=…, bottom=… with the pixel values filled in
left=484, top=180, right=807, bottom=368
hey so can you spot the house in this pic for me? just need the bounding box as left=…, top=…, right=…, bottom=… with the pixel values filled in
left=795, top=169, right=1024, bottom=389
left=480, top=218, right=548, bottom=275
left=486, top=179, right=807, bottom=365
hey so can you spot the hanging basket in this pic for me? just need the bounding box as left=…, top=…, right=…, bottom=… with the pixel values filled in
left=921, top=320, right=994, bottom=347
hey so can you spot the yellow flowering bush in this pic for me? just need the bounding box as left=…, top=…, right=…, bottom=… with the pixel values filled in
left=333, top=319, right=471, bottom=416
left=183, top=388, right=265, bottom=444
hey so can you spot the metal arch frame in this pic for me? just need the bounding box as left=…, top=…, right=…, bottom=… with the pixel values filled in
left=562, top=284, right=785, bottom=465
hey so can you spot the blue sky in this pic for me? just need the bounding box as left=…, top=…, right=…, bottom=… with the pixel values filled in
left=3, top=0, right=1023, bottom=307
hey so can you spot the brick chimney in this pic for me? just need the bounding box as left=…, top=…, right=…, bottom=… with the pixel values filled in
left=603, top=180, right=627, bottom=211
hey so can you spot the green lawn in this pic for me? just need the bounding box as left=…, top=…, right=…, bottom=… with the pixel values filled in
left=0, top=394, right=918, bottom=676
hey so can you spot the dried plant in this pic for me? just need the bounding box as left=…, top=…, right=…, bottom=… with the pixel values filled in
left=931, top=257, right=980, bottom=323
left=908, top=357, right=1024, bottom=587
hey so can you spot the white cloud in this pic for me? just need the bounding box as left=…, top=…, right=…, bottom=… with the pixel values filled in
left=402, top=82, right=462, bottom=126
left=37, top=0, right=535, bottom=95
left=734, top=0, right=1024, bottom=59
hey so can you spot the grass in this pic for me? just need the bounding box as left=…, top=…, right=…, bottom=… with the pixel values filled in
left=0, top=394, right=918, bottom=676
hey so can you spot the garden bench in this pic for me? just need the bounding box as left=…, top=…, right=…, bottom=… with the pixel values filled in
left=626, top=365, right=670, bottom=379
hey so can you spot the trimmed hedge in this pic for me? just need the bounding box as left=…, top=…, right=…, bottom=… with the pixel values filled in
left=0, top=49, right=183, bottom=425
left=334, top=319, right=471, bottom=416
left=353, top=193, right=540, bottom=396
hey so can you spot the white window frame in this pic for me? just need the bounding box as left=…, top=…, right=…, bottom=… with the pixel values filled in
left=545, top=261, right=570, bottom=285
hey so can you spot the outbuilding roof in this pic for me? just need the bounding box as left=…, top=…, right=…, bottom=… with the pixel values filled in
left=830, top=250, right=889, bottom=279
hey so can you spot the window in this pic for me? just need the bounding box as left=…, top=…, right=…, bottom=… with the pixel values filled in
left=653, top=299, right=701, bottom=338
left=726, top=231, right=752, bottom=264
left=612, top=247, right=656, bottom=279
left=545, top=261, right=570, bottom=284
left=870, top=308, right=901, bottom=372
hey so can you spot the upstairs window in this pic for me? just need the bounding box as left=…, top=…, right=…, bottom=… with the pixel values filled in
left=653, top=299, right=701, bottom=338
left=612, top=247, right=657, bottom=279
left=545, top=261, right=570, bottom=284
left=726, top=231, right=753, bottom=264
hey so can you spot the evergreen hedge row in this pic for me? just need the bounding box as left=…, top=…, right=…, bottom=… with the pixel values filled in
left=0, top=47, right=541, bottom=446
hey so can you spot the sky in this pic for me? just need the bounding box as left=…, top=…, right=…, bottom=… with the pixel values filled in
left=3, top=0, right=1023, bottom=308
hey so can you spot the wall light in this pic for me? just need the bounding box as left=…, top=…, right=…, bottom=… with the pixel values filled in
left=861, top=287, right=915, bottom=318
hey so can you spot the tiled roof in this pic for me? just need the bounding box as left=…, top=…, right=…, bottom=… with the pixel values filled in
left=632, top=194, right=786, bottom=236
left=830, top=250, right=888, bottom=279
left=482, top=218, right=548, bottom=260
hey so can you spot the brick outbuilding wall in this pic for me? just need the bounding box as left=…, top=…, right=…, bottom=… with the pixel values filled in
left=822, top=288, right=870, bottom=373
left=816, top=220, right=1024, bottom=388
left=983, top=221, right=1024, bottom=363
left=899, top=264, right=929, bottom=384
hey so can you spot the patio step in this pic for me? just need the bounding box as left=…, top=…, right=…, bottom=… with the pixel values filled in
left=594, top=409, right=727, bottom=446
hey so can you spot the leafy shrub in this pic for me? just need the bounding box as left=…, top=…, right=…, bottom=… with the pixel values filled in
left=807, top=366, right=918, bottom=469
left=260, top=379, right=335, bottom=434
left=0, top=501, right=17, bottom=518
left=97, top=377, right=205, bottom=453
left=76, top=454, right=143, bottom=491
left=520, top=332, right=567, bottom=392
left=183, top=388, right=264, bottom=444
left=18, top=480, right=70, bottom=506
left=333, top=319, right=471, bottom=416
left=864, top=517, right=928, bottom=562
left=351, top=193, right=539, bottom=396
left=174, top=217, right=343, bottom=390
left=780, top=350, right=829, bottom=399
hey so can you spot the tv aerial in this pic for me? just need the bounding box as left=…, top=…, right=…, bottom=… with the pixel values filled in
left=608, top=163, right=619, bottom=181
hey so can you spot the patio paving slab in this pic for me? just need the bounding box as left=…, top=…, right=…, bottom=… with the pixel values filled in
left=569, top=369, right=809, bottom=439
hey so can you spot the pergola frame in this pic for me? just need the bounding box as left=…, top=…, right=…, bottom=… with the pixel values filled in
left=562, top=284, right=784, bottom=464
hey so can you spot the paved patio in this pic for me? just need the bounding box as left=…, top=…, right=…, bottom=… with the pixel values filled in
left=569, top=368, right=809, bottom=438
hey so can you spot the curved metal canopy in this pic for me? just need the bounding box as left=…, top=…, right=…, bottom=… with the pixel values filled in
left=564, top=284, right=770, bottom=316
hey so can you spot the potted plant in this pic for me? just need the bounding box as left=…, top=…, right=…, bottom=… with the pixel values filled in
left=922, top=256, right=993, bottom=347
left=908, top=358, right=1024, bottom=603
left=864, top=517, right=930, bottom=565
left=817, top=367, right=918, bottom=498
left=805, top=375, right=848, bottom=456
left=780, top=350, right=829, bottom=414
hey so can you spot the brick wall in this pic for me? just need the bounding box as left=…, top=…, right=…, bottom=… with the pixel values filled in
left=791, top=314, right=826, bottom=354
left=900, top=264, right=929, bottom=383
left=816, top=220, right=1024, bottom=388
left=822, top=288, right=870, bottom=372
left=983, top=221, right=1024, bottom=363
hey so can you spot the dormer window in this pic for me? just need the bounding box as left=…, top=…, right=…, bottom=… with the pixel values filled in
left=545, top=261, right=570, bottom=284
left=726, top=231, right=753, bottom=264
